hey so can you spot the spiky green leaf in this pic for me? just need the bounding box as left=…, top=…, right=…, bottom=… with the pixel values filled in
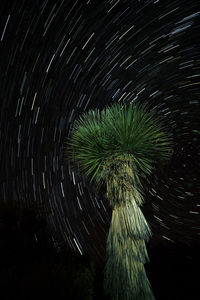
left=65, top=102, right=173, bottom=184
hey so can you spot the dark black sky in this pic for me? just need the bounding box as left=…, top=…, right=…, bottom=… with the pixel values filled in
left=0, top=0, right=199, bottom=268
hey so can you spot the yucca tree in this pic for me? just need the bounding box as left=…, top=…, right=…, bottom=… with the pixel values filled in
left=65, top=102, right=173, bottom=300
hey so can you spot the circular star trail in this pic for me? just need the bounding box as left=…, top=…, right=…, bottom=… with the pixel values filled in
left=0, top=0, right=199, bottom=260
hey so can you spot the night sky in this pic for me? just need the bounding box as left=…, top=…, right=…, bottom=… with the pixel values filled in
left=0, top=0, right=200, bottom=298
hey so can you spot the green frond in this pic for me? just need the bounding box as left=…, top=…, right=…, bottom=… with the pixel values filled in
left=65, top=102, right=173, bottom=184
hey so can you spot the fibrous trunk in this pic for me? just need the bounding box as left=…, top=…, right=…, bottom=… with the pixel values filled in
left=103, top=160, right=155, bottom=299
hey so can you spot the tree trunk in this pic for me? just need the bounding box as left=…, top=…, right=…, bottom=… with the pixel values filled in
left=104, top=195, right=155, bottom=300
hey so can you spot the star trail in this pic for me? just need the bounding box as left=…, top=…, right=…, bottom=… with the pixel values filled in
left=0, top=0, right=199, bottom=261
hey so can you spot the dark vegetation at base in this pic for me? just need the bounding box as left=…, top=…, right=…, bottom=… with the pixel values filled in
left=0, top=202, right=95, bottom=300
left=0, top=201, right=199, bottom=300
